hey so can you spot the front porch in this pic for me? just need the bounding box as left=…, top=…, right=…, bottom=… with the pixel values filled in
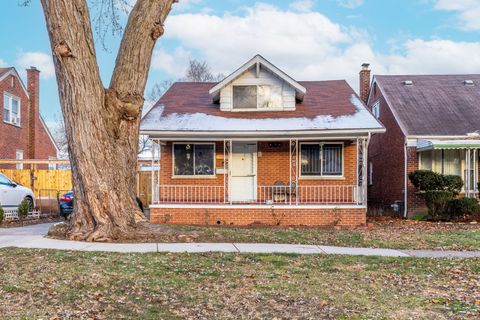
left=417, top=139, right=480, bottom=197
left=148, top=137, right=370, bottom=226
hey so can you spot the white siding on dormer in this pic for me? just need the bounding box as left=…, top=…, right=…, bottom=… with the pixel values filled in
left=219, top=66, right=296, bottom=111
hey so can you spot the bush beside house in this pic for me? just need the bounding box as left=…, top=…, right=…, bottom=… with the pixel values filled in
left=0, top=204, right=4, bottom=225
left=409, top=170, right=479, bottom=221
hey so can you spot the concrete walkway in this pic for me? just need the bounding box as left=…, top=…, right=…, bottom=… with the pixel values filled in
left=1, top=223, right=479, bottom=258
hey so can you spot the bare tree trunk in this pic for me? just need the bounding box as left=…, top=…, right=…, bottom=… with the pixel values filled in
left=40, top=0, right=174, bottom=241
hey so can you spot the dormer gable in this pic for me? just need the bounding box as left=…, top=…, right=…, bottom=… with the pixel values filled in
left=209, top=55, right=306, bottom=112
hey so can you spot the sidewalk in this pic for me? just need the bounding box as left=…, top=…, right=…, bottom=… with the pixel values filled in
left=1, top=223, right=479, bottom=258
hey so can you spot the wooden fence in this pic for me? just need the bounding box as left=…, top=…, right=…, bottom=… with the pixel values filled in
left=0, top=169, right=72, bottom=198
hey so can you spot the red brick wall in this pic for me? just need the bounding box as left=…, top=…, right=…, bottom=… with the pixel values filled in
left=0, top=74, right=30, bottom=168
left=0, top=69, right=58, bottom=169
left=159, top=140, right=358, bottom=188
left=154, top=140, right=363, bottom=226
left=367, top=83, right=406, bottom=213
left=150, top=206, right=366, bottom=227
left=406, top=146, right=426, bottom=215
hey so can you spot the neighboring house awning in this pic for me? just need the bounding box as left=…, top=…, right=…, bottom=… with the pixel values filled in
left=417, top=139, right=480, bottom=151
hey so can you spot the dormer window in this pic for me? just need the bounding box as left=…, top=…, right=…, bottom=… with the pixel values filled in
left=209, top=55, right=306, bottom=112
left=233, top=85, right=257, bottom=109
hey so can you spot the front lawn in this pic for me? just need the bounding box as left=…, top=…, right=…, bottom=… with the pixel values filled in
left=111, top=218, right=480, bottom=251
left=0, top=248, right=478, bottom=319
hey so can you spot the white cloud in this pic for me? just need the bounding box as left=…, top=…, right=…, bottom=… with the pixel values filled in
left=157, top=3, right=480, bottom=92
left=380, top=39, right=480, bottom=74
left=174, top=0, right=203, bottom=11
left=151, top=46, right=191, bottom=78
left=0, top=58, right=7, bottom=67
left=434, top=0, right=480, bottom=31
left=335, top=0, right=364, bottom=9
left=289, top=0, right=315, bottom=13
left=16, top=52, right=55, bottom=80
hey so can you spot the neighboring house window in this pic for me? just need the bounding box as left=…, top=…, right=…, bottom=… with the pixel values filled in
left=369, top=162, right=373, bottom=185
left=300, top=143, right=343, bottom=177
left=173, top=143, right=215, bottom=176
left=420, top=149, right=463, bottom=177
left=3, top=93, right=20, bottom=126
left=16, top=150, right=23, bottom=170
left=372, top=100, right=380, bottom=119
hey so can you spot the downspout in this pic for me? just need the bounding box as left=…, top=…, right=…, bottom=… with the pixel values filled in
left=404, top=139, right=408, bottom=218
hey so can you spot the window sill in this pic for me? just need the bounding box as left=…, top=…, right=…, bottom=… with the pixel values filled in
left=171, top=175, right=218, bottom=179
left=3, top=121, right=21, bottom=128
left=299, top=176, right=345, bottom=180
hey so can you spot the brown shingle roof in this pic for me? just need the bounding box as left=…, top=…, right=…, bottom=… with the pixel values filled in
left=376, top=74, right=480, bottom=136
left=140, top=80, right=384, bottom=134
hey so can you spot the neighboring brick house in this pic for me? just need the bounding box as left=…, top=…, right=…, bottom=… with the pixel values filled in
left=0, top=66, right=58, bottom=168
left=140, top=55, right=384, bottom=227
left=363, top=68, right=480, bottom=217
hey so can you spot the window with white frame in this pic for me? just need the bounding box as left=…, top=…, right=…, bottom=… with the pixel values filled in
left=3, top=93, right=20, bottom=126
left=16, top=150, right=23, bottom=170
left=300, top=143, right=343, bottom=177
left=173, top=143, right=215, bottom=176
left=232, top=85, right=282, bottom=109
left=372, top=100, right=380, bottom=119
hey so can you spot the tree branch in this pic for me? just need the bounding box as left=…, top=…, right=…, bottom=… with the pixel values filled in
left=109, top=0, right=176, bottom=109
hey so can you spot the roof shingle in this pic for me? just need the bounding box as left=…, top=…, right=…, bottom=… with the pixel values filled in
left=375, top=74, right=480, bottom=136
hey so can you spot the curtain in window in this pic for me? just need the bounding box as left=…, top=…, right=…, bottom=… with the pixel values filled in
left=323, top=144, right=343, bottom=176
left=433, top=150, right=443, bottom=174
left=443, top=149, right=461, bottom=176
left=419, top=151, right=432, bottom=170
left=300, top=144, right=343, bottom=176
left=301, top=144, right=321, bottom=176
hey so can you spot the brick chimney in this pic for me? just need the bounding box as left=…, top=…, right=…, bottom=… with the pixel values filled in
left=359, top=63, right=371, bottom=104
left=27, top=66, right=40, bottom=159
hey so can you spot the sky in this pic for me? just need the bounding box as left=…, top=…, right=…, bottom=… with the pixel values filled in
left=1, top=0, right=480, bottom=130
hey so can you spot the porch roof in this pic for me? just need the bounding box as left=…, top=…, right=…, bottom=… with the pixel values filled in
left=417, top=139, right=480, bottom=151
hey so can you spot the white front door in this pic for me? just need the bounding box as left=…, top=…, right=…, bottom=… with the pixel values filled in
left=230, top=142, right=257, bottom=202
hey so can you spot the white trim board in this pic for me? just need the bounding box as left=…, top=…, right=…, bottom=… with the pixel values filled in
left=0, top=68, right=29, bottom=99
left=150, top=204, right=366, bottom=209
left=209, top=55, right=306, bottom=101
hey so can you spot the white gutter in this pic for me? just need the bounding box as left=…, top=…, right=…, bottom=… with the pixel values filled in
left=141, top=128, right=386, bottom=137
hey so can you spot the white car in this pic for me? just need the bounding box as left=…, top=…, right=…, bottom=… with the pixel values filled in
left=0, top=173, right=35, bottom=210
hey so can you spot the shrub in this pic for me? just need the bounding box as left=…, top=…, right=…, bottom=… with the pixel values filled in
left=0, top=204, right=4, bottom=225
left=408, top=170, right=444, bottom=192
left=18, top=199, right=30, bottom=225
left=409, top=170, right=463, bottom=195
left=449, top=197, right=480, bottom=220
left=442, top=175, right=463, bottom=194
left=425, top=191, right=455, bottom=220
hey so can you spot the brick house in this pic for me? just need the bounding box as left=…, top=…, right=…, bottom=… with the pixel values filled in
left=363, top=67, right=480, bottom=217
left=140, top=55, right=384, bottom=227
left=0, top=66, right=58, bottom=168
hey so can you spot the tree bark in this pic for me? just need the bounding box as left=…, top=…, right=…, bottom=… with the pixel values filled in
left=40, top=0, right=175, bottom=241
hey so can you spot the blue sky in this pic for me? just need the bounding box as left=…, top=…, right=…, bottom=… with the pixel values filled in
left=1, top=0, right=480, bottom=129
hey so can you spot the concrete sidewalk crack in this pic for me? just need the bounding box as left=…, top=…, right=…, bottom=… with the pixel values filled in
left=232, top=243, right=240, bottom=253
left=316, top=245, right=327, bottom=254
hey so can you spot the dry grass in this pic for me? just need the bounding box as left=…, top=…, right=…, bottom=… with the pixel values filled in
left=0, top=248, right=479, bottom=319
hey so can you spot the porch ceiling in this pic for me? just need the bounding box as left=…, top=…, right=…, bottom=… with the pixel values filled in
left=417, top=139, right=480, bottom=151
